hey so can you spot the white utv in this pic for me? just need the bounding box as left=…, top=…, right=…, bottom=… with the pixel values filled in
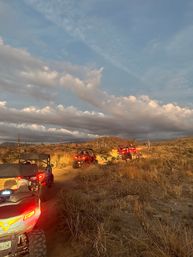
left=0, top=164, right=47, bottom=257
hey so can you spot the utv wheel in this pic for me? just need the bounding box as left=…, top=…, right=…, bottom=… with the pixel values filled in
left=122, top=153, right=132, bottom=161
left=72, top=161, right=79, bottom=169
left=28, top=229, right=47, bottom=257
left=94, top=160, right=98, bottom=165
left=92, top=160, right=99, bottom=167
left=39, top=187, right=47, bottom=202
left=127, top=153, right=132, bottom=160
left=49, top=174, right=54, bottom=187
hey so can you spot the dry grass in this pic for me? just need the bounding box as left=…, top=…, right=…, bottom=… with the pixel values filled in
left=57, top=137, right=193, bottom=257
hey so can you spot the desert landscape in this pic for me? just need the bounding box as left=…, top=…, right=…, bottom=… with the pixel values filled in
left=1, top=1, right=193, bottom=256
left=1, top=136, right=193, bottom=257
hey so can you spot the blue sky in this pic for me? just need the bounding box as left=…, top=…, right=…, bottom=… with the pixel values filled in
left=0, top=0, right=193, bottom=142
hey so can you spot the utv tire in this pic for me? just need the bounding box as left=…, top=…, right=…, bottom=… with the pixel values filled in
left=48, top=174, right=54, bottom=188
left=127, top=153, right=132, bottom=160
left=39, top=186, right=47, bottom=202
left=28, top=229, right=47, bottom=257
left=72, top=161, right=79, bottom=169
left=122, top=153, right=132, bottom=161
left=94, top=160, right=98, bottom=165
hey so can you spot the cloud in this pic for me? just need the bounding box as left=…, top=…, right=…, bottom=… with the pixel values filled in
left=0, top=37, right=193, bottom=142
left=59, top=68, right=104, bottom=107
left=0, top=122, right=96, bottom=143
left=0, top=39, right=56, bottom=101
left=0, top=91, right=193, bottom=143
left=0, top=38, right=103, bottom=104
left=0, top=101, right=109, bottom=134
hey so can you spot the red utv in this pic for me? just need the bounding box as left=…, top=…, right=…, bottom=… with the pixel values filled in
left=118, top=145, right=141, bottom=161
left=72, top=149, right=98, bottom=168
left=0, top=164, right=47, bottom=257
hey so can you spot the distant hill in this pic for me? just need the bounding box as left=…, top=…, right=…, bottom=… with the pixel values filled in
left=0, top=142, right=18, bottom=147
left=86, top=136, right=135, bottom=149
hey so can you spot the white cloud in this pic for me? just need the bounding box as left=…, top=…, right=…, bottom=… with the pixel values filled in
left=0, top=38, right=103, bottom=103
left=59, top=72, right=104, bottom=107
left=20, top=68, right=59, bottom=87
left=0, top=92, right=193, bottom=142
left=0, top=122, right=96, bottom=143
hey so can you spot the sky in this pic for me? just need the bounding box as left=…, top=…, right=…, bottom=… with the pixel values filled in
left=0, top=0, right=193, bottom=142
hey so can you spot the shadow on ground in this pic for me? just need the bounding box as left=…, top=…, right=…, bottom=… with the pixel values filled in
left=36, top=168, right=78, bottom=257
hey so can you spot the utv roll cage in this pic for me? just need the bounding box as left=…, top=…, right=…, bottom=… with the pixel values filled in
left=76, top=148, right=95, bottom=155
left=19, top=153, right=51, bottom=166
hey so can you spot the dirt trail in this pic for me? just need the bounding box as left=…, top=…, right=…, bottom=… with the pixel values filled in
left=37, top=167, right=78, bottom=257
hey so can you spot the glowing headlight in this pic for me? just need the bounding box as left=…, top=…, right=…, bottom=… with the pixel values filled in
left=1, top=189, right=13, bottom=196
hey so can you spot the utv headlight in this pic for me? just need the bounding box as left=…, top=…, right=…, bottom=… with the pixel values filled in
left=1, top=189, right=13, bottom=196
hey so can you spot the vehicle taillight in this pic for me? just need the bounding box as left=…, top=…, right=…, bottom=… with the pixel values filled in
left=37, top=172, right=45, bottom=181
left=23, top=210, right=35, bottom=221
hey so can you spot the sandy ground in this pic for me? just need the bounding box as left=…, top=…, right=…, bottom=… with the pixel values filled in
left=37, top=167, right=78, bottom=257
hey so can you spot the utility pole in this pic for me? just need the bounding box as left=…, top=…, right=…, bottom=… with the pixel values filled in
left=17, top=134, right=20, bottom=162
left=147, top=137, right=151, bottom=151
